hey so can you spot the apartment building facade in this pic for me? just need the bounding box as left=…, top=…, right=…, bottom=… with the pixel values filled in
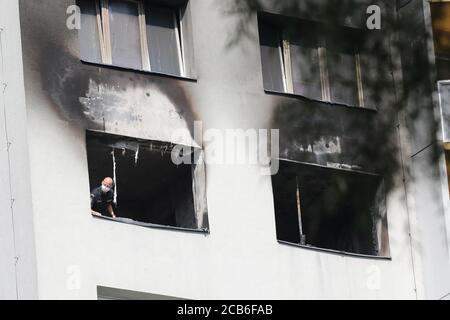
left=0, top=0, right=449, bottom=299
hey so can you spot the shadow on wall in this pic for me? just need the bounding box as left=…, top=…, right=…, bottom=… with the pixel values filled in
left=41, top=49, right=199, bottom=144
left=218, top=0, right=445, bottom=259
left=218, top=0, right=442, bottom=195
left=18, top=0, right=445, bottom=254
left=18, top=0, right=442, bottom=193
left=20, top=0, right=442, bottom=195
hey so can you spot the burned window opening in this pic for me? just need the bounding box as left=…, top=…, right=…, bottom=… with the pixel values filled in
left=86, top=131, right=209, bottom=231
left=272, top=160, right=390, bottom=257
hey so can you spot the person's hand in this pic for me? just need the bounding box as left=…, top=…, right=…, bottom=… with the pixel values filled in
left=91, top=211, right=102, bottom=217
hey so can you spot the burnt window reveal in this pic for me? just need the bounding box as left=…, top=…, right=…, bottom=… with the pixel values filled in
left=258, top=13, right=366, bottom=108
left=272, top=161, right=390, bottom=257
left=78, top=0, right=196, bottom=78
left=86, top=131, right=209, bottom=232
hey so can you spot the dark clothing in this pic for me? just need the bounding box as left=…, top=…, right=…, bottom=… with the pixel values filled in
left=90, top=187, right=114, bottom=216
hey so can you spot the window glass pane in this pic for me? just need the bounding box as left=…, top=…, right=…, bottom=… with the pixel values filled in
left=145, top=5, right=181, bottom=76
left=109, top=0, right=142, bottom=70
left=289, top=26, right=322, bottom=100
left=359, top=48, right=378, bottom=109
left=326, top=33, right=360, bottom=106
left=258, top=21, right=285, bottom=92
left=78, top=0, right=102, bottom=63
left=179, top=3, right=196, bottom=78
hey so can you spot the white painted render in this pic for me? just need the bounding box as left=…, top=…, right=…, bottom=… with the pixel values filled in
left=18, top=0, right=417, bottom=300
left=0, top=0, right=448, bottom=300
left=0, top=0, right=37, bottom=300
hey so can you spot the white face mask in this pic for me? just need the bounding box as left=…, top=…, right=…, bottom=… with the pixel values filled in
left=101, top=185, right=111, bottom=193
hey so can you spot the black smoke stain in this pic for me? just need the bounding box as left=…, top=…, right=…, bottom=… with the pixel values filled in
left=39, top=42, right=199, bottom=139
left=18, top=0, right=199, bottom=141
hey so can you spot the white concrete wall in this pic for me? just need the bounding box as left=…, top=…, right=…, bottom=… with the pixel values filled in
left=0, top=0, right=37, bottom=300
left=16, top=0, right=422, bottom=300
left=399, top=0, right=450, bottom=300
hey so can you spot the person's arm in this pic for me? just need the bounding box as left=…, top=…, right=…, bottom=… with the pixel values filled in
left=90, top=193, right=102, bottom=216
left=107, top=203, right=116, bottom=218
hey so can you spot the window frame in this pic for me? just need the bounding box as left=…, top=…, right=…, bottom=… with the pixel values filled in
left=90, top=0, right=186, bottom=77
left=261, top=18, right=366, bottom=108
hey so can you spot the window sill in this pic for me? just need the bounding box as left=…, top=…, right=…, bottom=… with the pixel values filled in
left=92, top=214, right=209, bottom=234
left=80, top=59, right=198, bottom=82
left=278, top=240, right=392, bottom=260
left=264, top=89, right=379, bottom=112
